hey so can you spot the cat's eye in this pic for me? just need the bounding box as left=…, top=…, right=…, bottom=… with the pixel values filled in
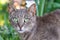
left=13, top=18, right=18, bottom=22
left=24, top=18, right=29, bottom=22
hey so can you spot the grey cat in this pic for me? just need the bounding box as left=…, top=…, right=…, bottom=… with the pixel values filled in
left=8, top=3, right=60, bottom=40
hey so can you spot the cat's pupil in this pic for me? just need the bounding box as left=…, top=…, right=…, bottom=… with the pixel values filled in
left=24, top=18, right=28, bottom=22
left=24, top=20, right=25, bottom=22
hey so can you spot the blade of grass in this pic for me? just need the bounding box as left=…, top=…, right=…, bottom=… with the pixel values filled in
left=35, top=0, right=45, bottom=16
left=39, top=0, right=45, bottom=16
left=4, top=12, right=7, bottom=26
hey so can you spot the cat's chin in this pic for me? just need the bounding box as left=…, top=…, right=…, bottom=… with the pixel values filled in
left=18, top=30, right=25, bottom=33
left=18, top=30, right=31, bottom=33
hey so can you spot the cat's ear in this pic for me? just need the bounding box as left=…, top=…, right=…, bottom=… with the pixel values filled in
left=8, top=4, right=13, bottom=14
left=8, top=1, right=20, bottom=14
left=28, top=4, right=36, bottom=16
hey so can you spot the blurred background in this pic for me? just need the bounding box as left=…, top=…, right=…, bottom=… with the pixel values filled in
left=0, top=0, right=60, bottom=40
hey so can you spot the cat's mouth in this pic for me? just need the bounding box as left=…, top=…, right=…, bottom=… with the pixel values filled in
left=16, top=27, right=25, bottom=33
left=17, top=27, right=26, bottom=33
left=17, top=29, right=29, bottom=33
left=16, top=26, right=31, bottom=33
left=18, top=30, right=25, bottom=33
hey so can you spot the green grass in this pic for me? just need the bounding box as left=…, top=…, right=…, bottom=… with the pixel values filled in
left=0, top=25, right=20, bottom=40
left=35, top=0, right=60, bottom=16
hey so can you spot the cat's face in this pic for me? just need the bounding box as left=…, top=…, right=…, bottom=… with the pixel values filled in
left=9, top=3, right=36, bottom=33
left=17, top=9, right=36, bottom=33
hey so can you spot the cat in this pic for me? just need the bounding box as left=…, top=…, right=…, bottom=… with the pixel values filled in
left=8, top=1, right=60, bottom=40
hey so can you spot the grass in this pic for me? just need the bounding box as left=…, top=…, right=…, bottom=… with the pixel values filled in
left=35, top=0, right=60, bottom=16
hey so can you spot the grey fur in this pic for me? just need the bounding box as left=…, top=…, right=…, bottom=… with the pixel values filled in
left=8, top=3, right=60, bottom=40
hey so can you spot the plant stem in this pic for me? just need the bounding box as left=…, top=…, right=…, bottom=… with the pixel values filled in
left=35, top=0, right=45, bottom=16
left=4, top=12, right=7, bottom=26
left=39, top=0, right=45, bottom=16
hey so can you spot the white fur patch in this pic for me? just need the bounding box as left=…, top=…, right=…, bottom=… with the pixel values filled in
left=22, top=26, right=30, bottom=31
left=26, top=1, right=35, bottom=8
left=18, top=30, right=25, bottom=33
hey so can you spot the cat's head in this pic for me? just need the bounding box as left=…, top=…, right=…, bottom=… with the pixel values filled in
left=18, top=4, right=36, bottom=33
left=8, top=3, right=36, bottom=33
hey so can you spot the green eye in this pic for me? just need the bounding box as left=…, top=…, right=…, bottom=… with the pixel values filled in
left=13, top=18, right=18, bottom=22
left=24, top=18, right=29, bottom=22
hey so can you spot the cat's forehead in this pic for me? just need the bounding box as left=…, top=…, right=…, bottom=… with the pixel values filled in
left=17, top=9, right=31, bottom=18
left=15, top=9, right=28, bottom=17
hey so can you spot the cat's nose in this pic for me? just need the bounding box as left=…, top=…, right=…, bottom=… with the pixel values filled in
left=16, top=26, right=23, bottom=31
left=20, top=27, right=22, bottom=31
left=20, top=22, right=25, bottom=29
left=17, top=22, right=23, bottom=31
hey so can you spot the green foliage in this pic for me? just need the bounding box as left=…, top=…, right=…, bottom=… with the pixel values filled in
left=54, top=0, right=60, bottom=3
left=0, top=25, right=20, bottom=40
left=0, top=36, right=4, bottom=40
left=35, top=0, right=60, bottom=16
left=35, top=0, right=45, bottom=16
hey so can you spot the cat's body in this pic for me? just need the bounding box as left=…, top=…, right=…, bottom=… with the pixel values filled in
left=8, top=1, right=60, bottom=40
left=18, top=10, right=60, bottom=40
